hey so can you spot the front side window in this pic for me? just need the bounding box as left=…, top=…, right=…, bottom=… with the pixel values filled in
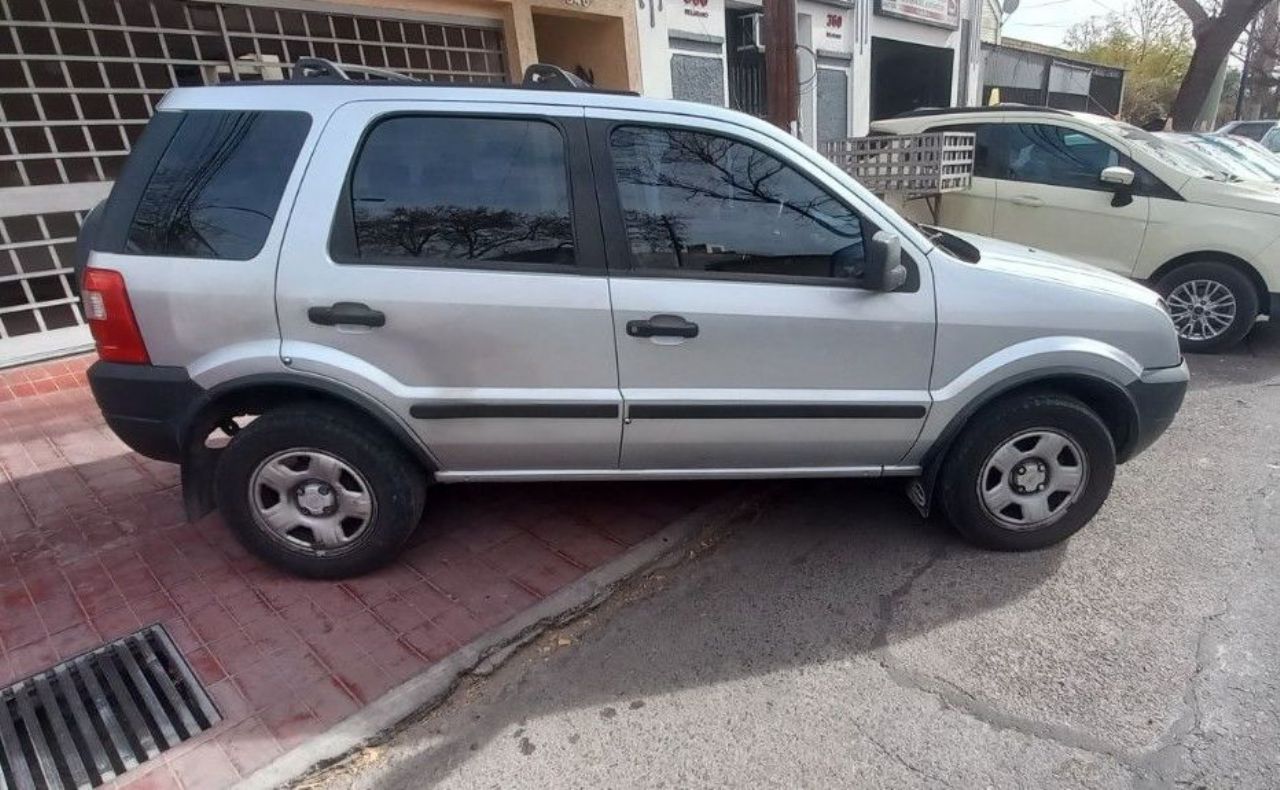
left=340, top=116, right=574, bottom=268
left=1003, top=124, right=1120, bottom=190
left=1262, top=128, right=1280, bottom=153
left=609, top=125, right=866, bottom=281
left=126, top=110, right=310, bottom=260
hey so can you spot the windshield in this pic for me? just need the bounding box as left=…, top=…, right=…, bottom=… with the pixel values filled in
left=1099, top=120, right=1222, bottom=179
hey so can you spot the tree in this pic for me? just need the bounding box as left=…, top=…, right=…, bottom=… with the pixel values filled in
left=1168, top=0, right=1273, bottom=128
left=1066, top=0, right=1193, bottom=123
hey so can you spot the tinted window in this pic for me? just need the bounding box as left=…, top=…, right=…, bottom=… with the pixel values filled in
left=1003, top=124, right=1119, bottom=190
left=341, top=117, right=574, bottom=267
left=610, top=126, right=865, bottom=281
left=126, top=110, right=310, bottom=260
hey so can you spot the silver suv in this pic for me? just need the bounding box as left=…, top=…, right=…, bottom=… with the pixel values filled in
left=80, top=65, right=1188, bottom=578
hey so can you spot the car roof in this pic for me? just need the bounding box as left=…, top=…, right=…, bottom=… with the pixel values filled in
left=157, top=80, right=766, bottom=130
left=870, top=106, right=1116, bottom=132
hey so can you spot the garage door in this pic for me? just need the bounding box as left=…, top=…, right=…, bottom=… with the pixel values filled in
left=0, top=0, right=507, bottom=366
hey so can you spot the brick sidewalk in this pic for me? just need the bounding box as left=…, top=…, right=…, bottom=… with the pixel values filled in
left=0, top=356, right=717, bottom=789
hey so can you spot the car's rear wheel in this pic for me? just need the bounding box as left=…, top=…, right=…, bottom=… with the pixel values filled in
left=939, top=392, right=1116, bottom=551
left=1156, top=261, right=1259, bottom=353
left=214, top=405, right=426, bottom=578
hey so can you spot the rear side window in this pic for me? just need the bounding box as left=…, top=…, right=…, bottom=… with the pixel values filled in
left=334, top=116, right=575, bottom=268
left=126, top=110, right=310, bottom=260
left=926, top=123, right=999, bottom=178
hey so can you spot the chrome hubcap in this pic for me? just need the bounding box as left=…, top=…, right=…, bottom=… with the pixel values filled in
left=1166, top=279, right=1236, bottom=342
left=249, top=449, right=375, bottom=553
left=978, top=429, right=1088, bottom=531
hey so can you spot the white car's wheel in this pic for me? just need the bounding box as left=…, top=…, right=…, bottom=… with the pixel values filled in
left=1157, top=262, right=1259, bottom=352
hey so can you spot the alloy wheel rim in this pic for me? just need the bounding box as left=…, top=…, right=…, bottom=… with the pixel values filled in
left=1166, top=279, right=1236, bottom=342
left=248, top=448, right=375, bottom=554
left=977, top=429, right=1088, bottom=531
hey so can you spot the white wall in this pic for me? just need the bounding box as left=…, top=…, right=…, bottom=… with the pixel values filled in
left=633, top=0, right=983, bottom=139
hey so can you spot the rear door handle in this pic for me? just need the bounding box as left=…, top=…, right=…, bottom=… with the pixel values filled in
left=626, top=314, right=699, bottom=339
left=1011, top=195, right=1044, bottom=207
left=307, top=302, right=386, bottom=328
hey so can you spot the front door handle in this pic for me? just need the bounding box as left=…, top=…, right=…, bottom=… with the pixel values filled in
left=308, top=302, right=386, bottom=328
left=626, top=314, right=699, bottom=339
left=1011, top=195, right=1044, bottom=207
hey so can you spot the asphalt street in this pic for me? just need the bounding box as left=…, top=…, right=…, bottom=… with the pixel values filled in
left=310, top=322, right=1280, bottom=789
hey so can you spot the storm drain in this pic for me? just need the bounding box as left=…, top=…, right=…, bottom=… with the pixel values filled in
left=0, top=625, right=220, bottom=790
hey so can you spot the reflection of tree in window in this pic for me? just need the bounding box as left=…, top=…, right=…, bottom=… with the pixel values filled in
left=610, top=126, right=864, bottom=278
left=127, top=111, right=308, bottom=259
left=348, top=117, right=575, bottom=266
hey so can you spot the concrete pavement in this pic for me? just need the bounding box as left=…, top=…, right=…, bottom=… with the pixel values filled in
left=306, top=323, right=1280, bottom=789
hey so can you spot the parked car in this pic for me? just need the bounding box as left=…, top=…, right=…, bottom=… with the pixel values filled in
left=79, top=64, right=1187, bottom=578
left=1201, top=132, right=1280, bottom=180
left=1264, top=126, right=1280, bottom=154
left=1154, top=132, right=1274, bottom=184
left=1154, top=132, right=1280, bottom=186
left=1217, top=119, right=1278, bottom=142
left=873, top=107, right=1280, bottom=351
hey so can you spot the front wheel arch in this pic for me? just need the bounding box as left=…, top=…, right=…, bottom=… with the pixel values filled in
left=912, top=373, right=1137, bottom=517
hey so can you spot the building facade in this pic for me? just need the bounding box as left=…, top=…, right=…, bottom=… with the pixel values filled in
left=637, top=0, right=987, bottom=148
left=0, top=0, right=986, bottom=364
left=0, top=0, right=645, bottom=366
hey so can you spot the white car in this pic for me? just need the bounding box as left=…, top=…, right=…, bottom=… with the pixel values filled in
left=874, top=107, right=1280, bottom=351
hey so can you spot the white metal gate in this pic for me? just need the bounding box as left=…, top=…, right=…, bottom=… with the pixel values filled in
left=0, top=0, right=508, bottom=366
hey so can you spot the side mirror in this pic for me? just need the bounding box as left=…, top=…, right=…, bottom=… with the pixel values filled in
left=1100, top=165, right=1135, bottom=187
left=864, top=231, right=908, bottom=293
left=1100, top=165, right=1136, bottom=208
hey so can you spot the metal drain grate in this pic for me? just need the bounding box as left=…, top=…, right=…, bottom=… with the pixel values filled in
left=0, top=625, right=220, bottom=790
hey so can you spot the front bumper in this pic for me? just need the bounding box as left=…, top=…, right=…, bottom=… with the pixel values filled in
left=1122, top=360, right=1189, bottom=461
left=87, top=361, right=203, bottom=463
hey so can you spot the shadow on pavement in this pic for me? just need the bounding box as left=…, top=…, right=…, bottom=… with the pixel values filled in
left=1186, top=320, right=1280, bottom=389
left=370, top=478, right=1067, bottom=787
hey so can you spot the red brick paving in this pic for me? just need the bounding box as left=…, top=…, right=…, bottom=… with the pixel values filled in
left=0, top=356, right=718, bottom=788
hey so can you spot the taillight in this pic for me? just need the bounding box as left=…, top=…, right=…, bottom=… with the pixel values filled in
left=81, top=267, right=150, bottom=364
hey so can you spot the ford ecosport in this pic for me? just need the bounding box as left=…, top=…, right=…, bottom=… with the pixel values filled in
left=80, top=64, right=1188, bottom=578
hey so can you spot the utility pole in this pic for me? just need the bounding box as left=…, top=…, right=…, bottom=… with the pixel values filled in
left=763, top=0, right=798, bottom=132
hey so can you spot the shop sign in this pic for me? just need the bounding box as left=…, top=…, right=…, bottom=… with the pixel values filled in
left=683, top=0, right=710, bottom=17
left=825, top=13, right=843, bottom=40
left=875, top=0, right=959, bottom=28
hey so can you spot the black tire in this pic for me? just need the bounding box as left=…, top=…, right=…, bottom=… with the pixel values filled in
left=1156, top=261, right=1259, bottom=353
left=214, top=405, right=427, bottom=578
left=939, top=392, right=1116, bottom=551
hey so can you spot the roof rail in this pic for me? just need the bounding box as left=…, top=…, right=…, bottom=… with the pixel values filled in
left=893, top=104, right=1072, bottom=119
left=291, top=56, right=418, bottom=83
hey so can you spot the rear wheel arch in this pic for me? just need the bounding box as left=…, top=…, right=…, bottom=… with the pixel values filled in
left=179, top=375, right=437, bottom=521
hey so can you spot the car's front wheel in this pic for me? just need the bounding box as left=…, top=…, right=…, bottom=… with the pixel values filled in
left=1156, top=261, right=1259, bottom=353
left=939, top=392, right=1116, bottom=551
left=214, top=405, right=427, bottom=578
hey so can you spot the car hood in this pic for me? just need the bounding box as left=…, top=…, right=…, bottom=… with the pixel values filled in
left=1177, top=176, right=1280, bottom=214
left=940, top=229, right=1164, bottom=308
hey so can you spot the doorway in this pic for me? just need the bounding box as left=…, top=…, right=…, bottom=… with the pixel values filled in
left=531, top=11, right=629, bottom=90
left=870, top=37, right=954, bottom=120
left=726, top=6, right=766, bottom=118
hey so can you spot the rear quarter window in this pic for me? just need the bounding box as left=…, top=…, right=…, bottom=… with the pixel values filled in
left=124, top=110, right=310, bottom=260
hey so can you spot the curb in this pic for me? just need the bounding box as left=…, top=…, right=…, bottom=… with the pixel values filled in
left=238, top=485, right=760, bottom=789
